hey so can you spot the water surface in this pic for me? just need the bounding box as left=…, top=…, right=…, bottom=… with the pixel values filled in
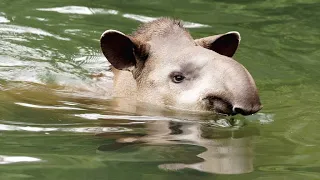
left=0, top=0, right=320, bottom=179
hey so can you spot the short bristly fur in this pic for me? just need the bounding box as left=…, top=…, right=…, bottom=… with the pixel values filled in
left=132, top=18, right=193, bottom=42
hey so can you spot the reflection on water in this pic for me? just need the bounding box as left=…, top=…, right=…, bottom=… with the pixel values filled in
left=159, top=137, right=254, bottom=174
left=149, top=122, right=258, bottom=174
left=98, top=120, right=259, bottom=174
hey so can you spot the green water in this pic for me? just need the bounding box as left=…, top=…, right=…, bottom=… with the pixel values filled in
left=0, top=0, right=320, bottom=179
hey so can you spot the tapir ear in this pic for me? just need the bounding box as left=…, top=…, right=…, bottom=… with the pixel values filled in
left=100, top=30, right=149, bottom=71
left=195, top=31, right=241, bottom=57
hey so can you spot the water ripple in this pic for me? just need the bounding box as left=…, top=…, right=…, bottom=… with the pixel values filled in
left=74, top=113, right=242, bottom=128
left=122, top=14, right=210, bottom=28
left=245, top=113, right=275, bottom=124
left=0, top=24, right=69, bottom=40
left=15, top=102, right=85, bottom=110
left=0, top=124, right=131, bottom=133
left=0, top=16, right=9, bottom=23
left=75, top=113, right=178, bottom=121
left=0, top=42, right=52, bottom=61
left=0, top=155, right=41, bottom=165
left=36, top=6, right=209, bottom=28
left=37, top=6, right=119, bottom=15
left=25, top=16, right=48, bottom=22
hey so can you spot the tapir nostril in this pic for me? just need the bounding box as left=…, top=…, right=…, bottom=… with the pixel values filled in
left=232, top=105, right=262, bottom=116
left=232, top=107, right=246, bottom=115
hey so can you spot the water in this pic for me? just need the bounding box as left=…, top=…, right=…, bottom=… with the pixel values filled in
left=0, top=0, right=319, bottom=179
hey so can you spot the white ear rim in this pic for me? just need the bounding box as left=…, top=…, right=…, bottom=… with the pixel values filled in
left=226, top=31, right=241, bottom=42
left=100, top=29, right=136, bottom=72
left=101, top=29, right=126, bottom=39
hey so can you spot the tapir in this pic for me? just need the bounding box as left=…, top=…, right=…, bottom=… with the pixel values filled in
left=100, top=18, right=262, bottom=115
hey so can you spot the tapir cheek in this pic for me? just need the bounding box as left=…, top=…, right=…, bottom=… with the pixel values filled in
left=174, top=86, right=207, bottom=110
left=179, top=90, right=201, bottom=104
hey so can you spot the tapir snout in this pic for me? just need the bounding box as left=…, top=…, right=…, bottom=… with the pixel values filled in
left=200, top=54, right=262, bottom=115
left=203, top=82, right=262, bottom=116
left=204, top=95, right=262, bottom=116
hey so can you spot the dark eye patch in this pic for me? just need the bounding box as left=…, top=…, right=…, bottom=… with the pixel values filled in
left=179, top=62, right=202, bottom=80
left=169, top=63, right=202, bottom=84
left=181, top=63, right=202, bottom=75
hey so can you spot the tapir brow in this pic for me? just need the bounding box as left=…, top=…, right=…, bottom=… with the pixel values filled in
left=100, top=18, right=262, bottom=115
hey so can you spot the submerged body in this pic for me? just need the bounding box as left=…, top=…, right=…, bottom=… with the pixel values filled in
left=100, top=18, right=262, bottom=115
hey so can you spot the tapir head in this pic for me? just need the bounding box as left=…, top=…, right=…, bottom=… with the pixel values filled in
left=100, top=19, right=262, bottom=115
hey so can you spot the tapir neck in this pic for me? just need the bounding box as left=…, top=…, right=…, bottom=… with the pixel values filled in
left=112, top=68, right=137, bottom=98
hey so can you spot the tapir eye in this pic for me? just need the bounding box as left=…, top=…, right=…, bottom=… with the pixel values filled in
left=170, top=72, right=185, bottom=83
